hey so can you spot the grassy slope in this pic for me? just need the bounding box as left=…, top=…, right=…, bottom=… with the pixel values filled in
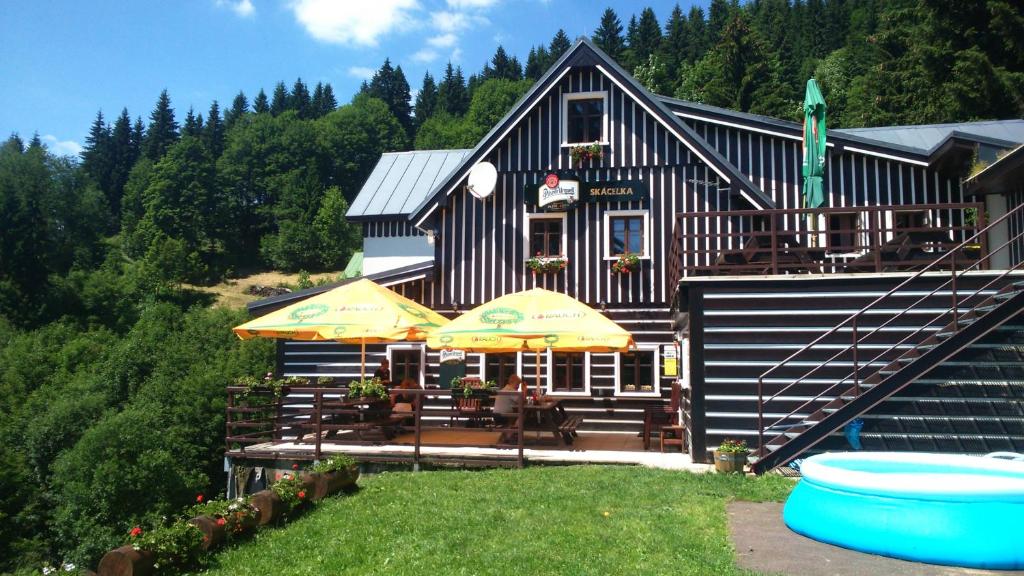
left=185, top=270, right=346, bottom=309
left=198, top=466, right=792, bottom=576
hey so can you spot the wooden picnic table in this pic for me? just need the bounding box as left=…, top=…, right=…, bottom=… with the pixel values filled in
left=523, top=399, right=582, bottom=446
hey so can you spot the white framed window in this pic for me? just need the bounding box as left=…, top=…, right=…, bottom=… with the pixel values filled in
left=546, top=350, right=591, bottom=396
left=387, top=344, right=426, bottom=388
left=603, top=210, right=650, bottom=260
left=523, top=212, right=568, bottom=260
left=483, top=352, right=520, bottom=388
left=614, top=345, right=660, bottom=397
left=561, top=91, right=609, bottom=146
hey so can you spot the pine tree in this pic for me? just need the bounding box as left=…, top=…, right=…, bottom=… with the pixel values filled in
left=525, top=46, right=544, bottom=80
left=226, top=91, right=249, bottom=128
left=413, top=72, right=438, bottom=130
left=253, top=89, right=270, bottom=114
left=592, top=8, right=626, bottom=62
left=549, top=29, right=571, bottom=63
left=131, top=116, right=145, bottom=157
left=437, top=62, right=469, bottom=116
left=290, top=78, right=311, bottom=118
left=81, top=110, right=112, bottom=192
left=270, top=82, right=289, bottom=116
left=662, top=4, right=689, bottom=75
left=625, top=15, right=640, bottom=69
left=320, top=84, right=338, bottom=114
left=205, top=101, right=225, bottom=157
left=707, top=0, right=734, bottom=47
left=366, top=59, right=413, bottom=138
left=182, top=107, right=203, bottom=137
left=143, top=90, right=179, bottom=161
left=686, top=6, right=708, bottom=62
left=628, top=8, right=663, bottom=74
left=107, top=108, right=137, bottom=221
left=487, top=46, right=522, bottom=81
left=311, top=82, right=326, bottom=118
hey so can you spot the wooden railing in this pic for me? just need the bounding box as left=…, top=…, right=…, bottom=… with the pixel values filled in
left=674, top=203, right=987, bottom=276
left=227, top=386, right=528, bottom=468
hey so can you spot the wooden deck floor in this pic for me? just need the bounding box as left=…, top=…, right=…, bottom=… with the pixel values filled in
left=232, top=431, right=709, bottom=471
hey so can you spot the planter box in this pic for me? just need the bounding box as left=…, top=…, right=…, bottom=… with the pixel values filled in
left=250, top=489, right=285, bottom=525
left=305, top=466, right=359, bottom=500
left=714, top=450, right=748, bottom=474
left=96, top=545, right=154, bottom=576
left=189, top=515, right=226, bottom=551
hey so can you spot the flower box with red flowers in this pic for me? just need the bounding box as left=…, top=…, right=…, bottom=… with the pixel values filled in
left=569, top=142, right=604, bottom=167
left=610, top=253, right=640, bottom=275
left=526, top=254, right=568, bottom=274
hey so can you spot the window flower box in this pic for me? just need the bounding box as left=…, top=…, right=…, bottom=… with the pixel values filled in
left=569, top=141, right=604, bottom=167
left=526, top=254, right=568, bottom=274
left=611, top=253, right=640, bottom=275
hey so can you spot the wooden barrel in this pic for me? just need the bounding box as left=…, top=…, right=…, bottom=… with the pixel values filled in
left=298, top=472, right=320, bottom=499
left=96, top=545, right=154, bottom=576
left=188, top=515, right=226, bottom=550
left=250, top=489, right=284, bottom=525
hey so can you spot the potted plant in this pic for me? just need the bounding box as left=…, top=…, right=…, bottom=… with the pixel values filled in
left=611, top=252, right=640, bottom=275
left=307, top=454, right=360, bottom=499
left=569, top=141, right=603, bottom=167
left=526, top=253, right=568, bottom=274
left=714, top=439, right=750, bottom=474
left=347, top=377, right=389, bottom=403
left=187, top=496, right=258, bottom=546
left=106, top=520, right=205, bottom=574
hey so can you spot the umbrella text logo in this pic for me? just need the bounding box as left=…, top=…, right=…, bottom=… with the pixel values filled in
left=479, top=307, right=524, bottom=327
left=289, top=303, right=329, bottom=322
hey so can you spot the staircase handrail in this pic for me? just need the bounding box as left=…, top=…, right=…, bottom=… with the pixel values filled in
left=756, top=202, right=1024, bottom=451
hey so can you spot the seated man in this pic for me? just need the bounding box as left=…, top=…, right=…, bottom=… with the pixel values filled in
left=493, top=374, right=522, bottom=429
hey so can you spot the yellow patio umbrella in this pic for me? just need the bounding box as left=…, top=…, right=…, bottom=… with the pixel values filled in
left=426, top=288, right=634, bottom=394
left=233, top=278, right=449, bottom=379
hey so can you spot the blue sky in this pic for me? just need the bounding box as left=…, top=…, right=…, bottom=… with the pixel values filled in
left=1, top=1, right=707, bottom=157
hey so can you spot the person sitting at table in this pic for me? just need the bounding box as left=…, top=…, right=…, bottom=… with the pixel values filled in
left=373, top=358, right=391, bottom=386
left=390, top=377, right=420, bottom=407
left=493, top=374, right=523, bottom=427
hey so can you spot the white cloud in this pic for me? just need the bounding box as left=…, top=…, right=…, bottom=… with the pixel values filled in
left=412, top=49, right=438, bottom=63
left=347, top=66, right=376, bottom=80
left=446, top=0, right=498, bottom=7
left=431, top=10, right=488, bottom=33
left=290, top=0, right=420, bottom=46
left=42, top=135, right=82, bottom=157
left=427, top=33, right=457, bottom=48
left=215, top=0, right=255, bottom=18
left=450, top=47, right=463, bottom=62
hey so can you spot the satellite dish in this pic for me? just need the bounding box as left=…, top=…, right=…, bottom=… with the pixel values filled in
left=467, top=162, right=497, bottom=200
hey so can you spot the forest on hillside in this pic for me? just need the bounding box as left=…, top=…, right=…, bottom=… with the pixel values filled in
left=1, top=1, right=1022, bottom=573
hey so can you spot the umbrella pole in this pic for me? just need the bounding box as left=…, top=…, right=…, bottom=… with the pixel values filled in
left=535, top=350, right=541, bottom=397
left=360, top=337, right=366, bottom=381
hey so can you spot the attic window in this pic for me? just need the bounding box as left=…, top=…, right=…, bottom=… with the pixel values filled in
left=562, top=92, right=608, bottom=146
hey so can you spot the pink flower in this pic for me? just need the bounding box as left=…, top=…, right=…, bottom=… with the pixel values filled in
left=196, top=494, right=204, bottom=503
left=216, top=518, right=226, bottom=526
left=130, top=526, right=143, bottom=538
left=297, top=491, right=306, bottom=500
left=292, top=463, right=299, bottom=470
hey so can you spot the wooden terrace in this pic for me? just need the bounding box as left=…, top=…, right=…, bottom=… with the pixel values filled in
left=674, top=203, right=987, bottom=277
left=226, top=386, right=699, bottom=470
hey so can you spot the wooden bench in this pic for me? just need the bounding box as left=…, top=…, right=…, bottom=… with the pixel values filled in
left=558, top=415, right=584, bottom=438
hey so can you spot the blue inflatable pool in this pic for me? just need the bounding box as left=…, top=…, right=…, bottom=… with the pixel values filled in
left=783, top=452, right=1024, bottom=570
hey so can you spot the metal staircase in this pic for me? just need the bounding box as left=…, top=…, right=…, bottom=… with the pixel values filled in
left=751, top=204, right=1024, bottom=474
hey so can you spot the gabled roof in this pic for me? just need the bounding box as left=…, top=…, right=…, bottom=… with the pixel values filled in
left=347, top=149, right=472, bottom=221
left=408, top=37, right=775, bottom=228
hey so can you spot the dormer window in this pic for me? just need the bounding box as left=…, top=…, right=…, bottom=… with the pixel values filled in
left=562, top=92, right=608, bottom=146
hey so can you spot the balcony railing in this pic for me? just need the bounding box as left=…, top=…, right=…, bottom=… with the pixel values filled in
left=673, top=203, right=988, bottom=277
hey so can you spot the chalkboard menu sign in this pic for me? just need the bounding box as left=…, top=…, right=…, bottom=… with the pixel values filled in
left=437, top=349, right=466, bottom=389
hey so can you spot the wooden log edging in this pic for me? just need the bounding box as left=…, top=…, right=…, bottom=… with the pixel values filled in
left=96, top=545, right=154, bottom=576
left=96, top=464, right=360, bottom=575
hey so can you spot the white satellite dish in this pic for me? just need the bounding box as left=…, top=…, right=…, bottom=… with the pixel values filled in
left=467, top=162, right=497, bottom=200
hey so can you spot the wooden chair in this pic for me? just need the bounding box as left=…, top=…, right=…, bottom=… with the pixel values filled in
left=643, top=382, right=682, bottom=450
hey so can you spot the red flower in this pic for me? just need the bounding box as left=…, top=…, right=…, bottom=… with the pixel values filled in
left=196, top=494, right=204, bottom=503
left=216, top=517, right=226, bottom=526
left=291, top=463, right=299, bottom=470
left=129, top=526, right=143, bottom=538
left=297, top=491, right=306, bottom=499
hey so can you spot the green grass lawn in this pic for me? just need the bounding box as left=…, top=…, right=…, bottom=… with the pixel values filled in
left=197, top=466, right=793, bottom=576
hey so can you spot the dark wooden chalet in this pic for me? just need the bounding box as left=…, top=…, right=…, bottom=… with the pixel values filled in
left=241, top=38, right=1024, bottom=471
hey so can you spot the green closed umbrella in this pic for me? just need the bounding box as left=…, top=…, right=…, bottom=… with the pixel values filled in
left=802, top=79, right=827, bottom=209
